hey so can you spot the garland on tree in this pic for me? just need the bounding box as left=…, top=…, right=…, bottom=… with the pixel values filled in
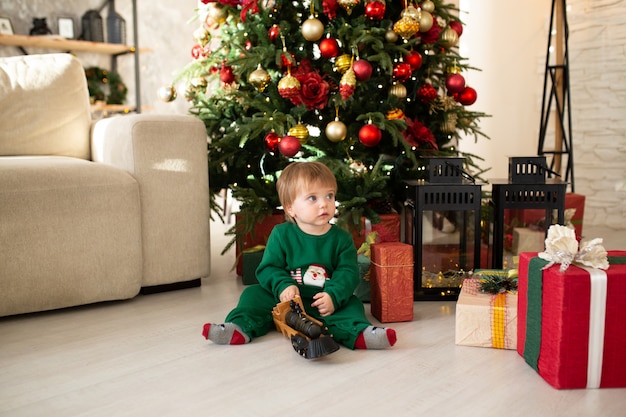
left=173, top=0, right=490, bottom=253
left=84, top=67, right=128, bottom=105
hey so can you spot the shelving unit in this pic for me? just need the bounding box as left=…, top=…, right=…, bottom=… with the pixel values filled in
left=0, top=0, right=145, bottom=113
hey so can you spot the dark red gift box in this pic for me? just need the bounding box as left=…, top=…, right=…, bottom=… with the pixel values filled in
left=517, top=251, right=626, bottom=389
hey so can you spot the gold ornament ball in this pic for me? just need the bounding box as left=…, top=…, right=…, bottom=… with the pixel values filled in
left=393, top=16, right=420, bottom=40
left=301, top=17, right=325, bottom=41
left=421, top=0, right=435, bottom=13
left=402, top=5, right=420, bottom=21
left=418, top=11, right=434, bottom=32
left=385, top=29, right=398, bottom=43
left=193, top=27, right=210, bottom=46
left=386, top=108, right=404, bottom=120
left=325, top=119, right=348, bottom=142
left=440, top=26, right=460, bottom=48
left=206, top=3, right=227, bottom=28
left=338, top=0, right=360, bottom=15
left=389, top=83, right=407, bottom=98
left=335, top=54, right=353, bottom=73
left=248, top=66, right=271, bottom=92
left=288, top=123, right=310, bottom=144
left=157, top=85, right=177, bottom=102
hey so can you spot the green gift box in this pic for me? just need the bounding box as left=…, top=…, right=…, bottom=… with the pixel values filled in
left=242, top=245, right=264, bottom=285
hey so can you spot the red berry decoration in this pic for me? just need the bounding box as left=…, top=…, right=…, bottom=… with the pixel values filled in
left=319, top=37, right=340, bottom=59
left=456, top=86, right=477, bottom=106
left=392, top=62, right=412, bottom=82
left=358, top=123, right=382, bottom=147
left=417, top=83, right=438, bottom=104
left=268, top=24, right=280, bottom=42
left=352, top=59, right=373, bottom=82
left=445, top=73, right=465, bottom=94
left=405, top=50, right=422, bottom=70
left=264, top=131, right=280, bottom=152
left=278, top=135, right=301, bottom=157
left=365, top=0, right=386, bottom=21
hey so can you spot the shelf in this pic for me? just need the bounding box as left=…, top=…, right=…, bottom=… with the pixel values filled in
left=0, top=34, right=150, bottom=55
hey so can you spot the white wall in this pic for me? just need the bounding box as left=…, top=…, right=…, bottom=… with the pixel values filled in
left=457, top=0, right=546, bottom=181
left=458, top=0, right=626, bottom=231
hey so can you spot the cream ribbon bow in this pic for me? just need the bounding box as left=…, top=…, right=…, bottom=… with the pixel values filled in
left=538, top=224, right=609, bottom=272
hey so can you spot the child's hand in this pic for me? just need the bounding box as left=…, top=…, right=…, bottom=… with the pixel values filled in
left=311, top=292, right=335, bottom=317
left=279, top=285, right=300, bottom=302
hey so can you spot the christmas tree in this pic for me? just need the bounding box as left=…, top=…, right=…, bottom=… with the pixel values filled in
left=172, top=0, right=488, bottom=252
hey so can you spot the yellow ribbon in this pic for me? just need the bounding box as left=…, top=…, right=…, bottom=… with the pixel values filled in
left=491, top=293, right=507, bottom=349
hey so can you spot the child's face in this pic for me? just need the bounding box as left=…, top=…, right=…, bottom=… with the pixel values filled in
left=285, top=180, right=336, bottom=235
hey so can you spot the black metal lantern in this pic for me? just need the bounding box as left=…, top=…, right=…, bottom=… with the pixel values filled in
left=80, top=10, right=104, bottom=42
left=404, top=157, right=482, bottom=300
left=490, top=156, right=567, bottom=269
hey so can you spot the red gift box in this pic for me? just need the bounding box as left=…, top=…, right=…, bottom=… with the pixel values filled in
left=517, top=251, right=626, bottom=389
left=505, top=193, right=585, bottom=240
left=235, top=212, right=285, bottom=275
left=351, top=213, right=401, bottom=248
left=370, top=242, right=414, bottom=323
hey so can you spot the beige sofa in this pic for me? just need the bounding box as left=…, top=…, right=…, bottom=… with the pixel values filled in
left=0, top=53, right=210, bottom=317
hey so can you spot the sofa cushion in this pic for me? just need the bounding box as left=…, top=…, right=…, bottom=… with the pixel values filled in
left=0, top=156, right=143, bottom=316
left=0, top=54, right=91, bottom=160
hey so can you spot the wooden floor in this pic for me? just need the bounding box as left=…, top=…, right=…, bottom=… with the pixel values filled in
left=1, top=223, right=625, bottom=417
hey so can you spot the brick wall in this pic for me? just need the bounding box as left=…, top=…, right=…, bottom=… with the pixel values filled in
left=567, top=0, right=626, bottom=229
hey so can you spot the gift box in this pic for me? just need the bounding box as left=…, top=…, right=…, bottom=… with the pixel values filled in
left=353, top=254, right=372, bottom=302
left=370, top=242, right=414, bottom=323
left=351, top=213, right=401, bottom=249
left=504, top=193, right=585, bottom=240
left=512, top=227, right=545, bottom=255
left=235, top=212, right=285, bottom=275
left=455, top=277, right=517, bottom=349
left=241, top=245, right=264, bottom=285
left=517, top=251, right=626, bottom=389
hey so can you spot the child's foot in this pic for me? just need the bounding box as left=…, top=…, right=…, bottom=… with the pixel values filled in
left=354, top=326, right=397, bottom=349
left=202, top=323, right=250, bottom=345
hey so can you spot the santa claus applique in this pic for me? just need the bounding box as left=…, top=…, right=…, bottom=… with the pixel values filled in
left=302, top=264, right=329, bottom=288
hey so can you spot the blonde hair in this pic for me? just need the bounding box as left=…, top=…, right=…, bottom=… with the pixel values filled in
left=277, top=161, right=337, bottom=223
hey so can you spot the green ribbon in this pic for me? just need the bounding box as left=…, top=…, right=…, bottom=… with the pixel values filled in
left=523, top=255, right=626, bottom=371
left=523, top=257, right=549, bottom=370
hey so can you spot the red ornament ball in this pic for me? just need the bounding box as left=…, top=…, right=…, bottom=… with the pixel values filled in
left=352, top=59, right=373, bottom=82
left=449, top=20, right=464, bottom=37
left=191, top=44, right=206, bottom=60
left=280, top=51, right=296, bottom=67
left=278, top=135, right=301, bottom=157
left=392, top=62, right=413, bottom=82
left=445, top=73, right=466, bottom=94
left=365, top=0, right=386, bottom=21
left=264, top=132, right=280, bottom=152
left=220, top=65, right=236, bottom=84
left=319, top=37, right=340, bottom=59
left=358, top=124, right=382, bottom=147
left=456, top=86, right=477, bottom=106
left=405, top=51, right=422, bottom=70
left=268, top=24, right=280, bottom=42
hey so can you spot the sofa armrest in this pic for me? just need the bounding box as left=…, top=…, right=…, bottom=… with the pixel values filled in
left=91, top=114, right=210, bottom=286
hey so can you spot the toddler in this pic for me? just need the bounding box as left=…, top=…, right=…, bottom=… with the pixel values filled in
left=203, top=161, right=396, bottom=350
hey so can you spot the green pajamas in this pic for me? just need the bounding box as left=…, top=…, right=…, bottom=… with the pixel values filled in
left=226, top=284, right=371, bottom=348
left=226, top=222, right=372, bottom=349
